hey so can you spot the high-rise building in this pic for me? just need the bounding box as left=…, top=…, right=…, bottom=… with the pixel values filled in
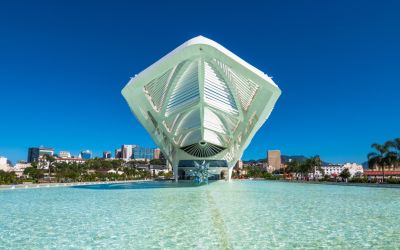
left=0, top=156, right=11, bottom=172
left=268, top=150, right=281, bottom=171
left=27, top=147, right=54, bottom=162
left=115, top=149, right=122, bottom=159
left=121, top=36, right=281, bottom=181
left=153, top=148, right=161, bottom=159
left=103, top=151, right=112, bottom=159
left=80, top=150, right=92, bottom=160
left=133, top=146, right=154, bottom=160
left=58, top=151, right=71, bottom=158
left=121, top=144, right=136, bottom=160
left=0, top=156, right=7, bottom=166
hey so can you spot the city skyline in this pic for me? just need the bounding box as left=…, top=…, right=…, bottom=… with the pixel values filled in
left=20, top=145, right=160, bottom=162
left=1, top=1, right=399, bottom=164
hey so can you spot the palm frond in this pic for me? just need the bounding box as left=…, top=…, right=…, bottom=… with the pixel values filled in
left=371, top=143, right=381, bottom=150
left=394, top=138, right=400, bottom=150
left=368, top=158, right=376, bottom=169
left=384, top=141, right=396, bottom=148
left=367, top=152, right=378, bottom=159
left=371, top=143, right=390, bottom=154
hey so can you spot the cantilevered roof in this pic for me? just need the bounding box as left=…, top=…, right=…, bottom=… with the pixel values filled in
left=122, top=36, right=280, bottom=165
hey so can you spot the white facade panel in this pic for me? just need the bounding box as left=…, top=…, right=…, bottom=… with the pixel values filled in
left=122, top=36, right=281, bottom=181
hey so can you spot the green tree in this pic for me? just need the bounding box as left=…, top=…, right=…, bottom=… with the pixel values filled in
left=42, top=154, right=56, bottom=182
left=150, top=159, right=164, bottom=165
left=164, top=171, right=173, bottom=179
left=307, top=156, right=323, bottom=179
left=23, top=167, right=43, bottom=181
left=368, top=142, right=397, bottom=182
left=339, top=168, right=351, bottom=181
left=292, top=156, right=323, bottom=180
left=386, top=138, right=400, bottom=169
left=286, top=160, right=300, bottom=174
left=0, top=170, right=18, bottom=184
left=123, top=167, right=138, bottom=179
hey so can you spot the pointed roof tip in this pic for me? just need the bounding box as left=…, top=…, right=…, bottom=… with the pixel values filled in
left=122, top=34, right=280, bottom=92
left=183, top=35, right=217, bottom=48
left=192, top=35, right=207, bottom=39
left=187, top=35, right=213, bottom=42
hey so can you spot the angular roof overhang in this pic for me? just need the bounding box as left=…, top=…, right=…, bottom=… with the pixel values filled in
left=122, top=36, right=281, bottom=167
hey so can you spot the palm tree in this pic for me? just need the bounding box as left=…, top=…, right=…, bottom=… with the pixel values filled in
left=339, top=168, right=351, bottom=182
left=287, top=160, right=301, bottom=180
left=303, top=156, right=323, bottom=180
left=311, top=156, right=323, bottom=179
left=42, top=154, right=56, bottom=182
left=395, top=138, right=400, bottom=168
left=367, top=142, right=396, bottom=183
left=386, top=138, right=400, bottom=169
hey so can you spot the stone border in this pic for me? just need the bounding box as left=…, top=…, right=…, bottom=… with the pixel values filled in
left=0, top=180, right=152, bottom=190
left=275, top=180, right=400, bottom=189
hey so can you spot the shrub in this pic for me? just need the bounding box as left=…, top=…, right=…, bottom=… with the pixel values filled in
left=349, top=177, right=368, bottom=183
left=386, top=178, right=400, bottom=184
left=0, top=170, right=18, bottom=185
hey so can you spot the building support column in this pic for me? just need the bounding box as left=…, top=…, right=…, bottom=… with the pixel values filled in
left=227, top=167, right=233, bottom=182
left=166, top=161, right=172, bottom=172
left=174, top=165, right=179, bottom=182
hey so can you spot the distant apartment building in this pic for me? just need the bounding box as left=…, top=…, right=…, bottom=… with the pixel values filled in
left=80, top=150, right=92, bottom=160
left=133, top=146, right=154, bottom=160
left=58, top=151, right=71, bottom=158
left=0, top=156, right=7, bottom=166
left=13, top=162, right=31, bottom=177
left=313, top=163, right=364, bottom=178
left=27, top=147, right=54, bottom=162
left=320, top=164, right=343, bottom=176
left=0, top=156, right=10, bottom=171
left=268, top=150, right=282, bottom=171
left=342, top=163, right=364, bottom=176
left=55, top=157, right=86, bottom=164
left=121, top=144, right=136, bottom=160
left=0, top=157, right=29, bottom=175
left=103, top=151, right=112, bottom=159
left=153, top=148, right=161, bottom=159
left=115, top=148, right=122, bottom=159
left=149, top=164, right=170, bottom=176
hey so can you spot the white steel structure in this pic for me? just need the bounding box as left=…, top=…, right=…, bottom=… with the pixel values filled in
left=122, top=36, right=281, bottom=181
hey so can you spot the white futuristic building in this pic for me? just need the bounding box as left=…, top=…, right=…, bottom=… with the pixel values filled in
left=122, top=36, right=281, bottom=181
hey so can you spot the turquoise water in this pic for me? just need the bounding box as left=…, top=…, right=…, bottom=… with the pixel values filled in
left=1, top=181, right=400, bottom=249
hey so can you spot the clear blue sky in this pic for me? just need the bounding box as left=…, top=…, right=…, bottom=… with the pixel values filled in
left=0, top=0, right=399, bottom=164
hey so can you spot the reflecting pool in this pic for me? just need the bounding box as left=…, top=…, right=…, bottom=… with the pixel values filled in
left=1, top=181, right=400, bottom=249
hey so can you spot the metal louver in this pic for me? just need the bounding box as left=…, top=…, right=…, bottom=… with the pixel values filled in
left=204, top=61, right=239, bottom=115
left=165, top=61, right=200, bottom=115
left=181, top=142, right=225, bottom=158
left=144, top=69, right=172, bottom=112
left=213, top=59, right=259, bottom=111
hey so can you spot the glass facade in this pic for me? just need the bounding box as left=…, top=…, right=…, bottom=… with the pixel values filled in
left=28, top=147, right=54, bottom=162
left=133, top=146, right=154, bottom=160
left=103, top=152, right=112, bottom=159
left=80, top=150, right=92, bottom=160
left=178, top=160, right=228, bottom=168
